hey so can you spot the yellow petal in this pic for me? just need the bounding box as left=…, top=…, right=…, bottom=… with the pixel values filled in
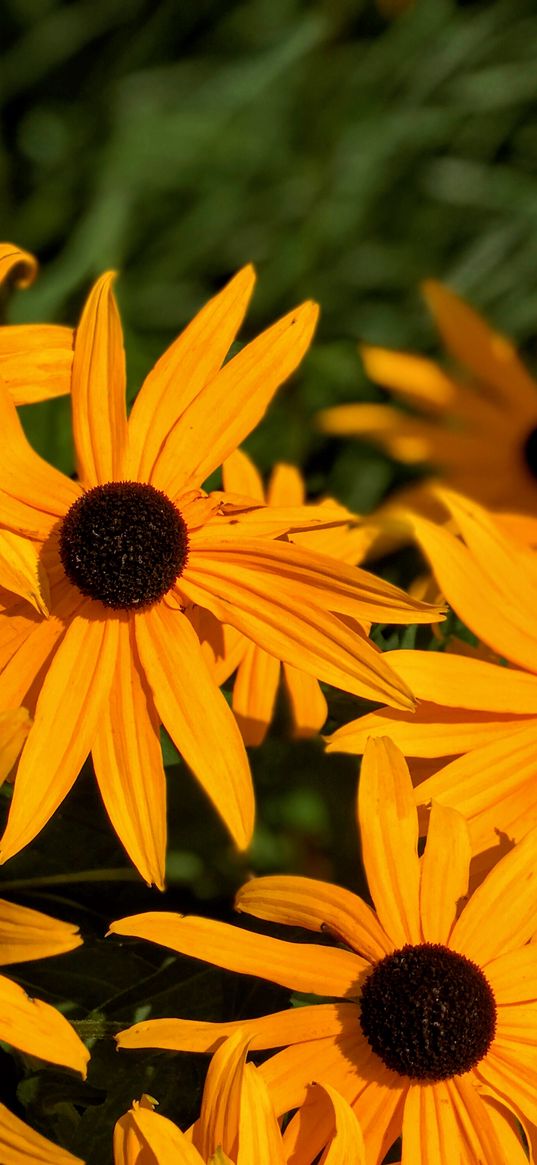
left=450, top=823, right=537, bottom=965
left=477, top=1042, right=537, bottom=1128
left=152, top=301, right=319, bottom=496
left=267, top=462, right=305, bottom=506
left=232, top=642, right=280, bottom=746
left=0, top=378, right=80, bottom=517
left=186, top=534, right=444, bottom=624
left=71, top=272, right=127, bottom=485
left=486, top=945, right=537, bottom=1005
left=235, top=874, right=392, bottom=964
left=92, top=619, right=166, bottom=890
left=223, top=449, right=265, bottom=502
left=0, top=708, right=31, bottom=786
left=1, top=325, right=73, bottom=405
left=423, top=280, right=537, bottom=413
left=0, top=528, right=50, bottom=614
left=358, top=738, right=421, bottom=946
left=381, top=649, right=537, bottom=714
left=0, top=897, right=81, bottom=966
left=360, top=345, right=454, bottom=409
left=419, top=803, right=471, bottom=944
left=0, top=609, right=118, bottom=864
left=115, top=1003, right=354, bottom=1053
left=0, top=973, right=88, bottom=1075
left=179, top=564, right=416, bottom=710
left=0, top=1103, right=83, bottom=1165
left=196, top=1031, right=250, bottom=1162
left=325, top=702, right=533, bottom=760
left=316, top=1083, right=365, bottom=1165
left=134, top=603, right=254, bottom=850
left=129, top=1106, right=204, bottom=1165
left=0, top=243, right=37, bottom=289
left=236, top=1063, right=286, bottom=1165
left=401, top=1081, right=459, bottom=1165
left=109, top=911, right=364, bottom=998
left=282, top=662, right=328, bottom=738
left=126, top=266, right=256, bottom=481
left=0, top=581, right=81, bottom=711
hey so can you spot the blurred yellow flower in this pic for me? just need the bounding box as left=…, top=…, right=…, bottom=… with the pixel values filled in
left=112, top=737, right=537, bottom=1164
left=319, top=282, right=537, bottom=522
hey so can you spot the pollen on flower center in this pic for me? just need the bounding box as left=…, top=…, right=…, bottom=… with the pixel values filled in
left=522, top=425, right=537, bottom=479
left=59, top=481, right=189, bottom=610
left=359, top=943, right=496, bottom=1081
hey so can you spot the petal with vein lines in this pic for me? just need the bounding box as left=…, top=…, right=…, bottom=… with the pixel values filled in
left=71, top=272, right=127, bottom=485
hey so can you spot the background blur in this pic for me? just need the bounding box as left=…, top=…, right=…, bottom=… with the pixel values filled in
left=2, top=1, right=537, bottom=1159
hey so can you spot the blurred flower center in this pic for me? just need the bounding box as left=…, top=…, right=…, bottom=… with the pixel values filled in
left=359, top=943, right=496, bottom=1080
left=59, top=481, right=189, bottom=610
left=522, top=424, right=537, bottom=478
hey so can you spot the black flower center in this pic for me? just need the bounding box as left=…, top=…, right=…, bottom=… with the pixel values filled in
left=359, top=943, right=496, bottom=1081
left=523, top=425, right=537, bottom=479
left=59, top=481, right=189, bottom=610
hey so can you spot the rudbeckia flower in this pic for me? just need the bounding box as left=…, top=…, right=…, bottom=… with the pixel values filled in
left=0, top=268, right=441, bottom=889
left=0, top=895, right=88, bottom=1075
left=318, top=281, right=537, bottom=519
left=114, top=1031, right=364, bottom=1164
left=0, top=1103, right=83, bottom=1165
left=326, top=487, right=537, bottom=881
left=0, top=243, right=73, bottom=404
left=111, top=737, right=537, bottom=1165
left=196, top=448, right=375, bottom=745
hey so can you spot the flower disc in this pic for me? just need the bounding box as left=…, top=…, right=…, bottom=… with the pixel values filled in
left=359, top=943, right=496, bottom=1081
left=59, top=481, right=189, bottom=610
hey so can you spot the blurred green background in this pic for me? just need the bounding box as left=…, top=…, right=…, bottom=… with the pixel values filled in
left=3, top=0, right=537, bottom=1158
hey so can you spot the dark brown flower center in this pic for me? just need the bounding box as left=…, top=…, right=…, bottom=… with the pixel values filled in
left=523, top=425, right=537, bottom=479
left=59, top=481, right=189, bottom=610
left=359, top=943, right=496, bottom=1081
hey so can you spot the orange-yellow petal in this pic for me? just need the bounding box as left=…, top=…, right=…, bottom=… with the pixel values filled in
left=476, top=1042, right=537, bottom=1128
left=71, top=272, right=127, bottom=485
left=325, top=702, right=533, bottom=760
left=0, top=609, right=118, bottom=864
left=109, top=911, right=364, bottom=998
left=127, top=1105, right=204, bottom=1165
left=0, top=528, right=50, bottom=614
left=195, top=1031, right=250, bottom=1162
left=223, top=449, right=265, bottom=502
left=134, top=603, right=254, bottom=850
left=0, top=973, right=88, bottom=1075
left=359, top=738, right=421, bottom=946
left=236, top=1063, right=286, bottom=1165
left=380, top=649, right=537, bottom=714
left=0, top=708, right=31, bottom=786
left=152, top=301, right=319, bottom=497
left=235, top=874, right=392, bottom=964
left=0, top=243, right=37, bottom=289
left=360, top=344, right=454, bottom=409
left=316, top=1082, right=365, bottom=1165
left=450, top=823, right=537, bottom=965
left=179, top=567, right=415, bottom=711
left=126, top=265, right=256, bottom=481
left=0, top=378, right=81, bottom=517
left=116, top=1003, right=354, bottom=1054
left=0, top=897, right=82, bottom=966
left=401, top=1081, right=459, bottom=1165
left=232, top=642, right=280, bottom=746
left=423, top=280, right=537, bottom=414
left=267, top=462, right=305, bottom=507
left=419, top=803, right=471, bottom=944
left=92, top=619, right=166, bottom=889
left=1, top=325, right=73, bottom=405
left=486, top=945, right=537, bottom=1005
left=0, top=1103, right=83, bottom=1165
left=282, top=662, right=328, bottom=738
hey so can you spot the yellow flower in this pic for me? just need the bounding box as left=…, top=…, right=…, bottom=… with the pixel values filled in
left=114, top=1032, right=364, bottom=1164
left=318, top=282, right=537, bottom=519
left=0, top=243, right=73, bottom=405
left=197, top=448, right=374, bottom=745
left=0, top=895, right=88, bottom=1075
left=326, top=487, right=537, bottom=882
left=0, top=268, right=441, bottom=889
left=0, top=1103, right=83, bottom=1165
left=111, top=738, right=537, bottom=1165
